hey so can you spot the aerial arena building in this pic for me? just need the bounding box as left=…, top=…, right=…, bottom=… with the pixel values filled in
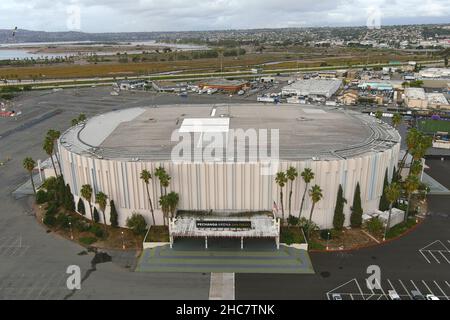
left=58, top=104, right=401, bottom=238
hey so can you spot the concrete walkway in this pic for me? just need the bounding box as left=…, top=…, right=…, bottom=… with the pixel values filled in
left=209, top=273, right=235, bottom=300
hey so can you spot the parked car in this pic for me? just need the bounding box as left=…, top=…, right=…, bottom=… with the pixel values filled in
left=411, top=290, right=425, bottom=300
left=388, top=290, right=401, bottom=300
left=332, top=294, right=342, bottom=300
left=426, top=294, right=440, bottom=300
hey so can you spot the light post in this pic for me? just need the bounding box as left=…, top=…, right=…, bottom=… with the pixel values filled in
left=121, top=231, right=125, bottom=250
left=326, top=231, right=331, bottom=251
left=69, top=220, right=74, bottom=240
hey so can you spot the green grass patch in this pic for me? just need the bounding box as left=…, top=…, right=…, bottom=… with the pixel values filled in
left=386, top=219, right=418, bottom=239
left=417, top=119, right=450, bottom=134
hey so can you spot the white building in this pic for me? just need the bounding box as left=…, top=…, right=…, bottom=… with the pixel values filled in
left=58, top=104, right=400, bottom=230
left=282, top=79, right=342, bottom=98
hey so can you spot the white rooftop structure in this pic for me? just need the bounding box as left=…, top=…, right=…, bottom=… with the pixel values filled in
left=419, top=68, right=450, bottom=79
left=405, top=87, right=426, bottom=100
left=282, top=79, right=342, bottom=98
left=427, top=93, right=449, bottom=105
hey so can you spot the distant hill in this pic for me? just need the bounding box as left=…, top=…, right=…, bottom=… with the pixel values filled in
left=0, top=29, right=175, bottom=44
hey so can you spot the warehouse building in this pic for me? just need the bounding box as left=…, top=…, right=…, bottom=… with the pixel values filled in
left=282, top=79, right=342, bottom=98
left=58, top=104, right=400, bottom=232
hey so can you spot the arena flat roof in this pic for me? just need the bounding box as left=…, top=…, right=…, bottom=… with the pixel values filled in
left=60, top=104, right=401, bottom=161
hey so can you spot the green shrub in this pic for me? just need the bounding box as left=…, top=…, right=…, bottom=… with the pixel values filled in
left=56, top=213, right=70, bottom=229
left=77, top=198, right=86, bottom=216
left=79, top=237, right=97, bottom=246
left=126, top=213, right=147, bottom=236
left=287, top=215, right=299, bottom=226
left=74, top=220, right=90, bottom=232
left=110, top=200, right=119, bottom=228
left=93, top=207, right=100, bottom=223
left=43, top=213, right=57, bottom=227
left=350, top=183, right=363, bottom=228
left=365, top=217, right=384, bottom=235
left=46, top=202, right=59, bottom=216
left=36, top=190, right=48, bottom=204
left=89, top=224, right=105, bottom=238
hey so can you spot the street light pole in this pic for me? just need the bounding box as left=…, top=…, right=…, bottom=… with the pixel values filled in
left=69, top=221, right=74, bottom=240
left=121, top=231, right=125, bottom=250
left=326, top=231, right=330, bottom=251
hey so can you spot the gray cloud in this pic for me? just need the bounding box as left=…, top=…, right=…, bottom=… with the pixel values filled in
left=0, top=0, right=449, bottom=32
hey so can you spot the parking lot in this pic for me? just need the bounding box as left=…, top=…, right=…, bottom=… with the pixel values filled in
left=326, top=278, right=450, bottom=300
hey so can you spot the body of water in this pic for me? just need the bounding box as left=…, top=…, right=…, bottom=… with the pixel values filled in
left=0, top=40, right=208, bottom=61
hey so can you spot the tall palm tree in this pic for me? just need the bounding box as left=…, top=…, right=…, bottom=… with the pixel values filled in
left=299, top=168, right=315, bottom=218
left=403, top=175, right=420, bottom=223
left=155, top=167, right=167, bottom=196
left=410, top=160, right=423, bottom=176
left=80, top=184, right=93, bottom=220
left=140, top=169, right=156, bottom=226
left=167, top=192, right=180, bottom=220
left=159, top=195, right=170, bottom=226
left=286, top=167, right=298, bottom=218
left=308, top=185, right=323, bottom=239
left=95, top=192, right=108, bottom=229
left=46, top=129, right=62, bottom=175
left=160, top=173, right=171, bottom=196
left=392, top=113, right=402, bottom=129
left=384, top=182, right=401, bottom=241
left=275, top=172, right=288, bottom=222
left=23, top=157, right=36, bottom=195
left=43, top=137, right=58, bottom=177
left=399, top=128, right=420, bottom=175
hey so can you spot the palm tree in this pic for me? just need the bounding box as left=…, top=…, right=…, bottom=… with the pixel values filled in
left=399, top=128, right=420, bottom=175
left=23, top=157, right=36, bottom=195
left=392, top=113, right=402, bottom=129
left=46, top=129, right=62, bottom=175
left=384, top=182, right=402, bottom=241
left=403, top=175, right=420, bottom=223
left=299, top=168, right=315, bottom=218
left=80, top=184, right=93, bottom=220
left=43, top=137, right=58, bottom=177
left=160, top=173, right=171, bottom=196
left=140, top=169, right=156, bottom=226
left=159, top=195, right=170, bottom=226
left=308, top=185, right=323, bottom=239
left=375, top=111, right=383, bottom=120
left=410, top=160, right=423, bottom=176
left=95, top=192, right=108, bottom=229
left=155, top=167, right=167, bottom=196
left=275, top=172, right=288, bottom=222
left=286, top=167, right=298, bottom=218
left=167, top=192, right=180, bottom=220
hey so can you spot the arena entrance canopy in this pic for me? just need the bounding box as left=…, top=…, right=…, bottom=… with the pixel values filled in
left=168, top=211, right=281, bottom=250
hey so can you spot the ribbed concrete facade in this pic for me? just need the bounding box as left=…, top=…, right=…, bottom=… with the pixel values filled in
left=58, top=104, right=401, bottom=229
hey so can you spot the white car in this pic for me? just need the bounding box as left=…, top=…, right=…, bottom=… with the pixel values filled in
left=426, top=294, right=440, bottom=300
left=388, top=290, right=401, bottom=300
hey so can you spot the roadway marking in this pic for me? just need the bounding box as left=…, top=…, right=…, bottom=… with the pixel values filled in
left=327, top=279, right=450, bottom=300
left=419, top=240, right=450, bottom=265
left=433, top=281, right=449, bottom=300
left=209, top=273, right=235, bottom=300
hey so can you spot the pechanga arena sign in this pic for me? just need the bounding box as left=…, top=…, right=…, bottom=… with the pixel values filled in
left=196, top=220, right=252, bottom=229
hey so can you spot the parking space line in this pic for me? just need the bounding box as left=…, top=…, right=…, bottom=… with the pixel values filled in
left=445, top=281, right=450, bottom=290
left=350, top=294, right=354, bottom=300
left=410, top=280, right=421, bottom=293
left=428, top=251, right=441, bottom=264
left=398, top=280, right=413, bottom=299
left=422, top=280, right=434, bottom=295
left=433, top=281, right=449, bottom=300
left=354, top=279, right=366, bottom=301
left=419, top=251, right=432, bottom=264
left=438, top=251, right=450, bottom=264
left=376, top=279, right=388, bottom=299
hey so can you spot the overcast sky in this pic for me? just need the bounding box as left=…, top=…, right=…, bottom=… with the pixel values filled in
left=0, top=0, right=449, bottom=32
